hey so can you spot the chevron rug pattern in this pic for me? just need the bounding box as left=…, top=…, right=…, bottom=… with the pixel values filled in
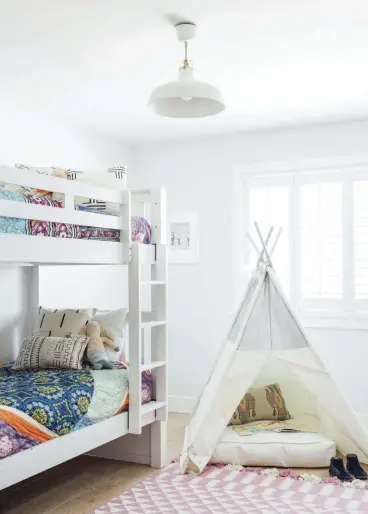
left=93, top=463, right=368, bottom=513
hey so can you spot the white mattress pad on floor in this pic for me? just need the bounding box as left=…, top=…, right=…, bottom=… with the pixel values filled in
left=211, top=426, right=336, bottom=468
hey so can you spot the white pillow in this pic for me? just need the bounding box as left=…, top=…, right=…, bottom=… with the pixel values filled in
left=110, top=337, right=125, bottom=361
left=15, top=163, right=55, bottom=175
left=94, top=308, right=128, bottom=360
left=36, top=307, right=96, bottom=337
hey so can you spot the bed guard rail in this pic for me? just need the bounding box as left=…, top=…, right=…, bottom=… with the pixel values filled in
left=0, top=165, right=131, bottom=262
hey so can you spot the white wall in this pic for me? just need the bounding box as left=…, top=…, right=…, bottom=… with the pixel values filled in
left=0, top=103, right=130, bottom=361
left=131, top=119, right=368, bottom=413
left=0, top=102, right=128, bottom=170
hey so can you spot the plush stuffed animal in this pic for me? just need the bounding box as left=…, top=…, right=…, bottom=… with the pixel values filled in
left=85, top=320, right=119, bottom=370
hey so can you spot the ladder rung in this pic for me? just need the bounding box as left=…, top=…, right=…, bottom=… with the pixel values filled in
left=141, top=320, right=166, bottom=328
left=140, top=280, right=166, bottom=285
left=141, top=360, right=166, bottom=372
left=141, top=401, right=166, bottom=415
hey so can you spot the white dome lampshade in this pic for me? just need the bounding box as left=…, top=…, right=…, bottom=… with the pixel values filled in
left=148, top=22, right=225, bottom=119
left=148, top=65, right=225, bottom=118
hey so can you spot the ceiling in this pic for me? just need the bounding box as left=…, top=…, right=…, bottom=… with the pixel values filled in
left=1, top=0, right=367, bottom=142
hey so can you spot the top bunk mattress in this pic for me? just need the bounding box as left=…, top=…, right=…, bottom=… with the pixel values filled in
left=0, top=361, right=152, bottom=460
left=0, top=189, right=151, bottom=243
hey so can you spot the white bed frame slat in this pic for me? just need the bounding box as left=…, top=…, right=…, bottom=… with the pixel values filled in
left=0, top=199, right=124, bottom=230
left=0, top=234, right=127, bottom=264
left=0, top=165, right=124, bottom=204
left=0, top=413, right=129, bottom=490
left=0, top=405, right=162, bottom=490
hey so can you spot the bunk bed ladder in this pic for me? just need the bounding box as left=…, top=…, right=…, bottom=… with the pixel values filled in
left=129, top=242, right=168, bottom=437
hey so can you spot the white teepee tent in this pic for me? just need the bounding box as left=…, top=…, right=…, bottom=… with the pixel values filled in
left=180, top=224, right=368, bottom=475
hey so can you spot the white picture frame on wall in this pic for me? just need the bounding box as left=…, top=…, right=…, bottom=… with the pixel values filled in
left=168, top=212, right=199, bottom=264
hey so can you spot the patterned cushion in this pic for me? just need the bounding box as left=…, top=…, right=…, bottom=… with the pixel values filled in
left=68, top=168, right=127, bottom=215
left=12, top=335, right=89, bottom=370
left=35, top=308, right=95, bottom=337
left=229, top=383, right=291, bottom=426
left=15, top=163, right=56, bottom=175
left=67, top=167, right=127, bottom=188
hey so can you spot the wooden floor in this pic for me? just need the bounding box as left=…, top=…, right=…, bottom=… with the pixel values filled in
left=1, top=413, right=363, bottom=513
left=1, top=414, right=187, bottom=514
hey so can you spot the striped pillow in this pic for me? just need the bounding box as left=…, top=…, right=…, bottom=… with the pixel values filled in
left=68, top=168, right=127, bottom=215
left=35, top=308, right=95, bottom=337
left=13, top=335, right=89, bottom=370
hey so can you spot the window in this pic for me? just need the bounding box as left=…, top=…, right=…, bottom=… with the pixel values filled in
left=299, top=182, right=343, bottom=300
left=243, top=165, right=368, bottom=318
left=354, top=180, right=368, bottom=300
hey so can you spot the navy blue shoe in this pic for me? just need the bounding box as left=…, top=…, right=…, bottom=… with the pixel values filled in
left=329, top=457, right=353, bottom=482
left=346, top=454, right=368, bottom=480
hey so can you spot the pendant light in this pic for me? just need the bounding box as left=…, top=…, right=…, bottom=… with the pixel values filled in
left=148, top=22, right=225, bottom=118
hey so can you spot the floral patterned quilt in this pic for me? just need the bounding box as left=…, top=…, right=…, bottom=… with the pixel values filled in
left=0, top=362, right=152, bottom=459
left=0, top=189, right=151, bottom=243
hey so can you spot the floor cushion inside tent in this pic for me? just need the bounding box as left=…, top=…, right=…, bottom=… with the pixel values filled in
left=211, top=425, right=336, bottom=468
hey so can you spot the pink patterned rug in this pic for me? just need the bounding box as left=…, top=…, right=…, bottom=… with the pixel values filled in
left=93, top=463, right=368, bottom=513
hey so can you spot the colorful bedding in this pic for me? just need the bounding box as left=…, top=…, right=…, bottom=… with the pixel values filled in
left=0, top=362, right=152, bottom=459
left=77, top=204, right=152, bottom=243
left=0, top=189, right=151, bottom=243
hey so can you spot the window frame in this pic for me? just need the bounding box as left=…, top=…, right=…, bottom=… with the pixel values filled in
left=236, top=158, right=368, bottom=328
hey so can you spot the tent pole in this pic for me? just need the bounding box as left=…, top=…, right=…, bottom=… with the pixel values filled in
left=254, top=222, right=274, bottom=267
left=256, top=226, right=274, bottom=266
left=270, top=227, right=282, bottom=257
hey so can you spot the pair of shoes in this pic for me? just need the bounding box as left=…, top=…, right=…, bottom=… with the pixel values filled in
left=329, top=455, right=368, bottom=482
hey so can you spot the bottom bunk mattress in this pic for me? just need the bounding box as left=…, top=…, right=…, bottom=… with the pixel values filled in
left=211, top=425, right=336, bottom=468
left=0, top=362, right=152, bottom=459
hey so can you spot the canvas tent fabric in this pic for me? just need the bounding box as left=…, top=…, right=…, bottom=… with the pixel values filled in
left=180, top=265, right=368, bottom=475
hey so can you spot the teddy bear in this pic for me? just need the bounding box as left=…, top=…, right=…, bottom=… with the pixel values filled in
left=84, top=320, right=119, bottom=370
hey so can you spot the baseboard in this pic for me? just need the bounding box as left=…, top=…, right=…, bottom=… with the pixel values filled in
left=168, top=395, right=196, bottom=414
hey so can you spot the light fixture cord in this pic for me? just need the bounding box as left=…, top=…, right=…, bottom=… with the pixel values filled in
left=183, top=41, right=189, bottom=68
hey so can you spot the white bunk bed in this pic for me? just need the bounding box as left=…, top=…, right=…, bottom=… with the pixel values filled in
left=0, top=166, right=168, bottom=490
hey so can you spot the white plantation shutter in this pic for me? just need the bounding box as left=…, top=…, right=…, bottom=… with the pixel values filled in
left=243, top=165, right=368, bottom=318
left=354, top=181, right=368, bottom=300
left=248, top=184, right=289, bottom=294
left=300, top=183, right=343, bottom=299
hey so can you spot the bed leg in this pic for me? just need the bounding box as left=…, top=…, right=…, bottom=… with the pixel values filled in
left=150, top=421, right=168, bottom=468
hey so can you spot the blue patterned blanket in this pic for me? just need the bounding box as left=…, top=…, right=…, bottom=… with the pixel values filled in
left=0, top=363, right=152, bottom=459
